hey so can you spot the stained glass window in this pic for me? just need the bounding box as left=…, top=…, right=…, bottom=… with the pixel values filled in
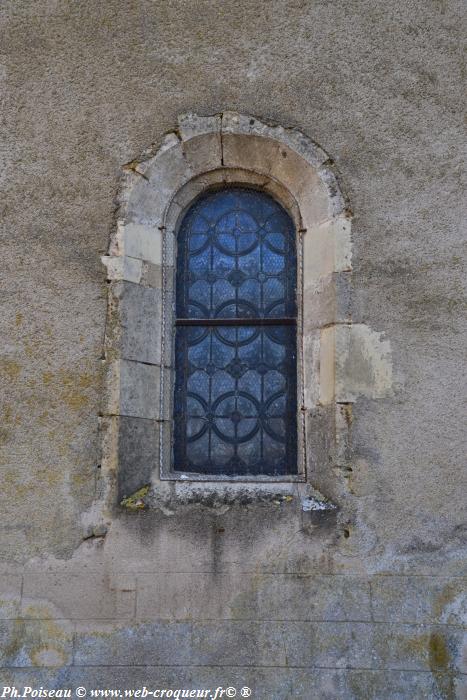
left=173, top=188, right=297, bottom=476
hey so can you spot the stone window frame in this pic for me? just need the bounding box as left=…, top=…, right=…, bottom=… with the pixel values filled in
left=101, top=111, right=359, bottom=508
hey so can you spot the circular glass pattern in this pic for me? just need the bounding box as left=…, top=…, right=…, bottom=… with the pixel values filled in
left=174, top=188, right=298, bottom=476
left=211, top=391, right=260, bottom=444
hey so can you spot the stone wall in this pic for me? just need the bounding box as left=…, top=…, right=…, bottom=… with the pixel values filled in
left=0, top=1, right=465, bottom=698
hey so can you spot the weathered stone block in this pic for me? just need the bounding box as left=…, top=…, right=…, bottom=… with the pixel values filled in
left=267, top=140, right=312, bottom=183
left=113, top=281, right=164, bottom=365
left=191, top=667, right=348, bottom=700
left=302, top=328, right=320, bottom=409
left=318, top=165, right=348, bottom=216
left=163, top=229, right=177, bottom=266
left=319, top=326, right=337, bottom=405
left=0, top=574, right=21, bottom=619
left=112, top=222, right=162, bottom=265
left=298, top=180, right=332, bottom=229
left=221, top=112, right=327, bottom=169
left=303, top=271, right=352, bottom=330
left=222, top=133, right=281, bottom=173
left=120, top=360, right=161, bottom=419
left=346, top=669, right=458, bottom=700
left=74, top=665, right=194, bottom=689
left=334, top=324, right=393, bottom=402
left=98, top=415, right=119, bottom=483
left=185, top=666, right=458, bottom=700
left=283, top=621, right=369, bottom=669
left=132, top=139, right=194, bottom=224
left=121, top=135, right=191, bottom=227
left=136, top=572, right=371, bottom=622
left=181, top=132, right=223, bottom=172
left=74, top=621, right=192, bottom=666
left=280, top=128, right=328, bottom=169
left=454, top=675, right=467, bottom=699
left=22, top=574, right=135, bottom=620
left=118, top=416, right=158, bottom=499
left=178, top=112, right=221, bottom=141
left=371, top=575, right=467, bottom=625
left=140, top=260, right=162, bottom=288
left=158, top=420, right=173, bottom=477
left=335, top=402, right=353, bottom=467
left=102, top=361, right=121, bottom=416
left=119, top=172, right=157, bottom=226
left=222, top=111, right=282, bottom=138
left=191, top=621, right=285, bottom=666
left=319, top=324, right=393, bottom=404
left=0, top=669, right=67, bottom=689
left=101, top=255, right=142, bottom=283
left=0, top=619, right=73, bottom=667
left=369, top=624, right=466, bottom=673
left=303, top=216, right=352, bottom=284
left=283, top=621, right=465, bottom=672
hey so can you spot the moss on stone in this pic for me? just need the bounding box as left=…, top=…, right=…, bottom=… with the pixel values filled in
left=120, top=485, right=150, bottom=510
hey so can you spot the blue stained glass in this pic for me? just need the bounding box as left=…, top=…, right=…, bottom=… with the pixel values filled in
left=173, top=188, right=297, bottom=476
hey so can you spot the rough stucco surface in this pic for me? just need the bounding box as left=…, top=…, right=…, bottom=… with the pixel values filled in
left=0, top=1, right=466, bottom=697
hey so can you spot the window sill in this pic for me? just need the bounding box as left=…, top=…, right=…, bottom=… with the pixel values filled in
left=161, top=471, right=306, bottom=483
left=119, top=479, right=335, bottom=516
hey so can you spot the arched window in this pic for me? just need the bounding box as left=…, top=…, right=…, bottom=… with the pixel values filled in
left=102, top=113, right=364, bottom=504
left=173, top=187, right=298, bottom=477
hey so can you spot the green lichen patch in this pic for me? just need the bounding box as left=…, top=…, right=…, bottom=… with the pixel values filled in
left=120, top=485, right=150, bottom=510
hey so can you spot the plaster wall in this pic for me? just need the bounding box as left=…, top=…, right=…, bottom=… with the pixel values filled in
left=0, top=1, right=465, bottom=697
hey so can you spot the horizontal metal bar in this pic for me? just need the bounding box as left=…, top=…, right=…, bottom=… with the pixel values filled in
left=175, top=318, right=297, bottom=327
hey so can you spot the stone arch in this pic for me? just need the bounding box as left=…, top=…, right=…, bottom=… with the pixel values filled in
left=101, top=112, right=371, bottom=509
